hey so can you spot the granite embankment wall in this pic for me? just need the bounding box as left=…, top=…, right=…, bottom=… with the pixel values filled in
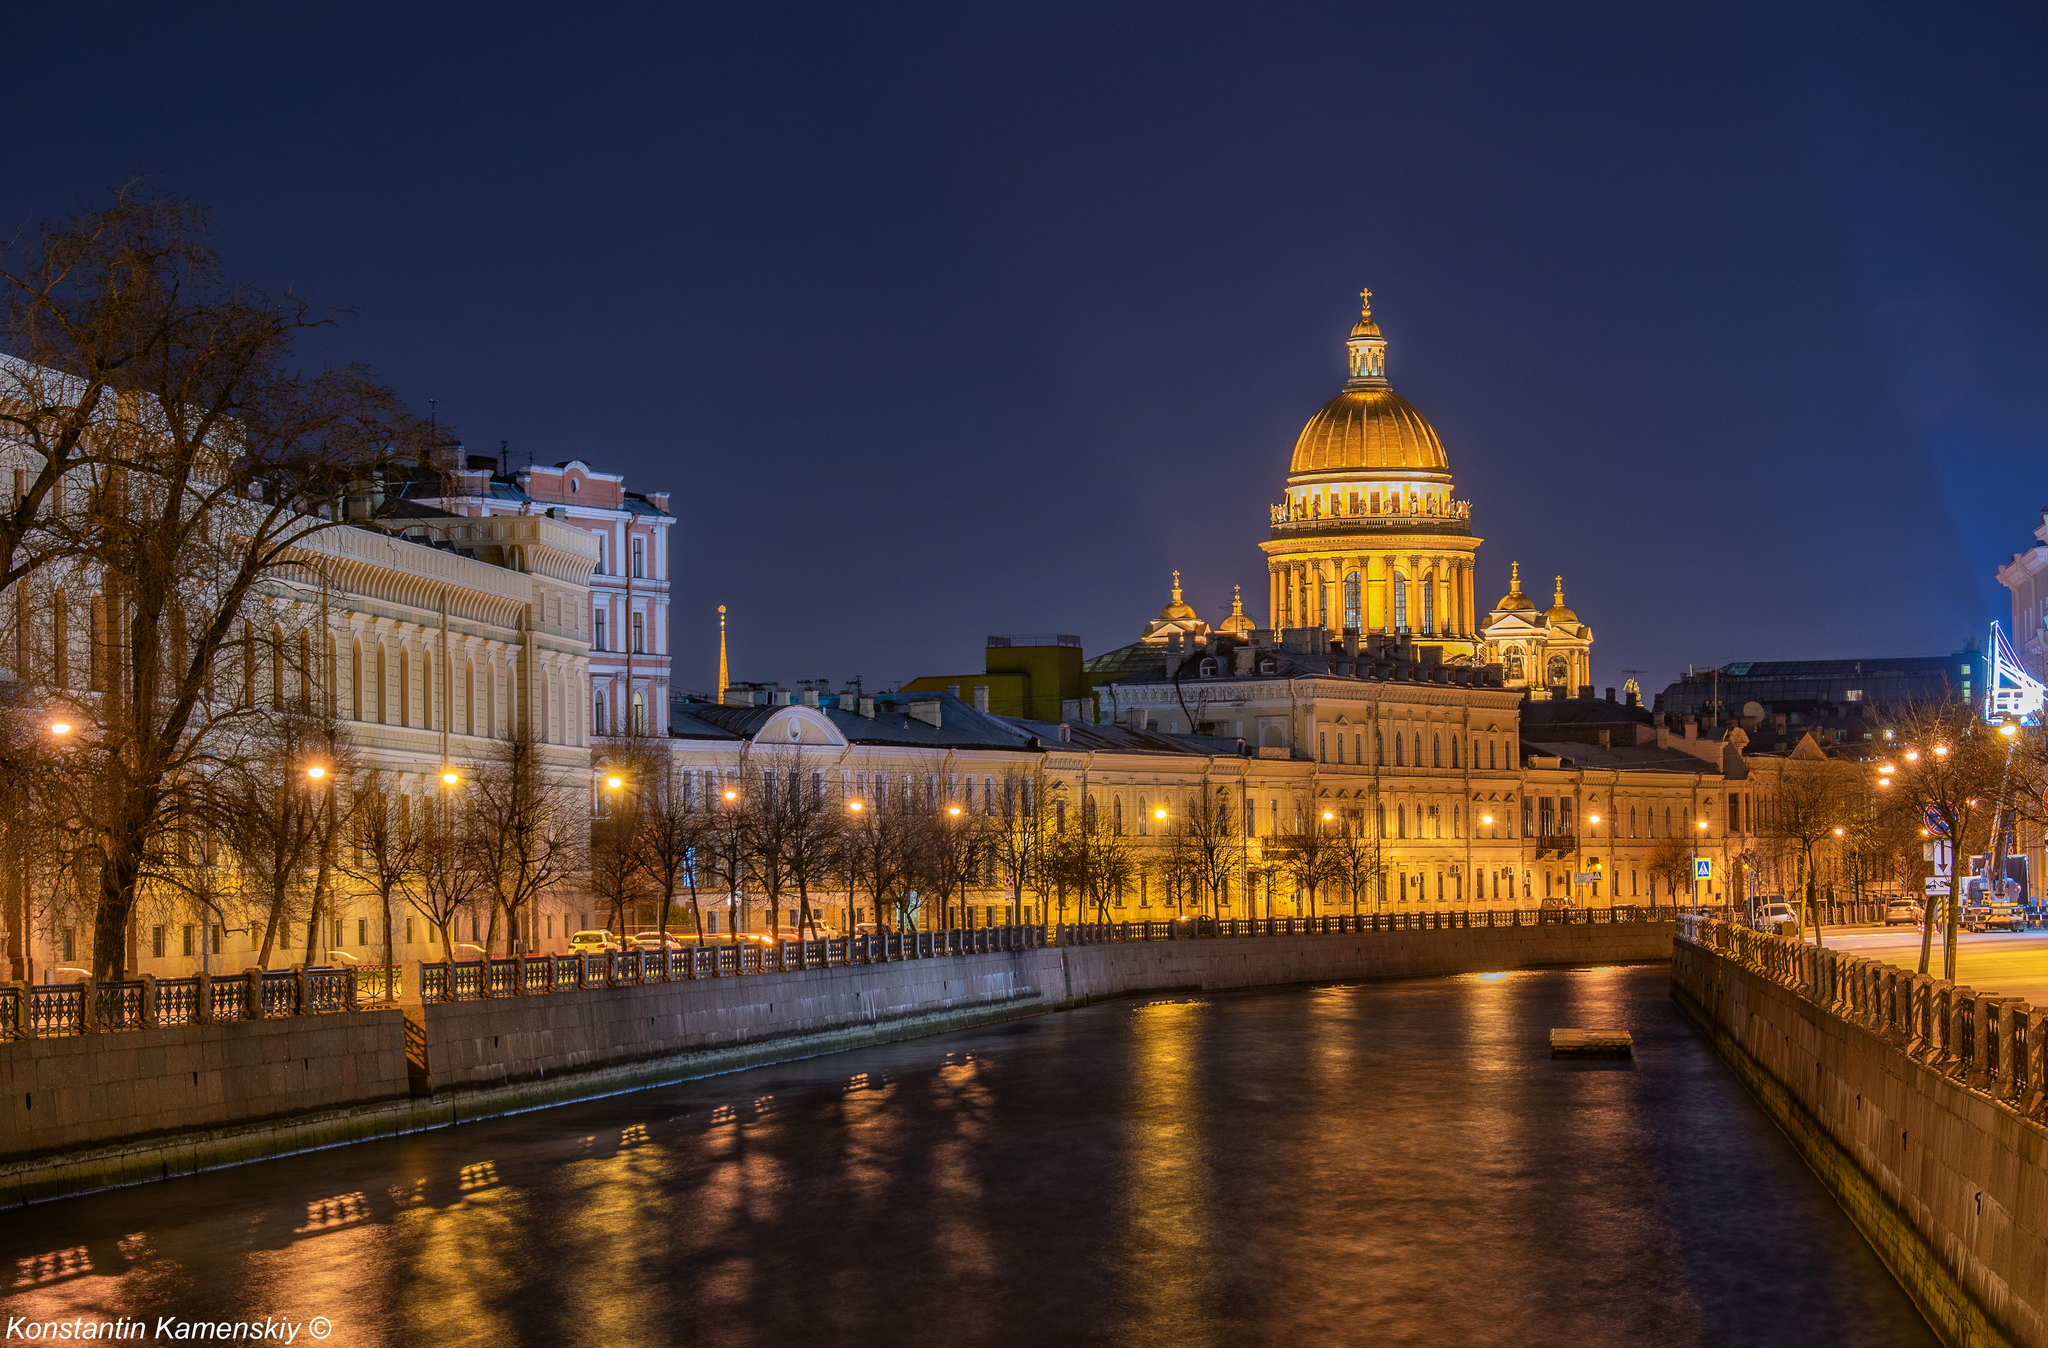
left=1670, top=927, right=2048, bottom=1348
left=3, top=922, right=1672, bottom=1205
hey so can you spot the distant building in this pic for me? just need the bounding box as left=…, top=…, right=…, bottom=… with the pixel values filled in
left=405, top=455, right=675, bottom=737
left=1655, top=652, right=1980, bottom=729
left=1995, top=508, right=2048, bottom=678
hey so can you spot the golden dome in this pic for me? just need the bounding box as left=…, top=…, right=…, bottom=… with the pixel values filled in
left=1219, top=584, right=1255, bottom=635
left=1290, top=388, right=1448, bottom=474
left=1494, top=561, right=1535, bottom=613
left=1545, top=576, right=1578, bottom=624
left=1157, top=570, right=1197, bottom=622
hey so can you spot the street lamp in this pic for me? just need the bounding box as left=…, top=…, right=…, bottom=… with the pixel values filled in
left=442, top=770, right=461, bottom=786
left=848, top=799, right=863, bottom=812
left=606, top=775, right=624, bottom=790
left=49, top=721, right=70, bottom=736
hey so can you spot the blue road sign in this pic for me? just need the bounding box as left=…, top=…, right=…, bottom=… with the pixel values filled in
left=1693, top=857, right=1711, bottom=880
left=1926, top=808, right=1950, bottom=837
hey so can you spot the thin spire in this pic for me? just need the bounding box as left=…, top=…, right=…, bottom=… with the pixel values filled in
left=1510, top=561, right=1522, bottom=596
left=1231, top=584, right=1244, bottom=617
left=717, top=605, right=728, bottom=706
left=1554, top=576, right=1565, bottom=607
left=1171, top=570, right=1183, bottom=605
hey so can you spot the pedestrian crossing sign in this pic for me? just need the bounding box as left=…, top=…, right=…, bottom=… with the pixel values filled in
left=1693, top=858, right=1711, bottom=880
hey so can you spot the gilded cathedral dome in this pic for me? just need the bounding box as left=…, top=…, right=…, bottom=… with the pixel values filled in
left=1286, top=287, right=1449, bottom=476
left=1288, top=388, right=1449, bottom=475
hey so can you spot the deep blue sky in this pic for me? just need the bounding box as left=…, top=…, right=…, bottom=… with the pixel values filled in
left=10, top=3, right=2046, bottom=699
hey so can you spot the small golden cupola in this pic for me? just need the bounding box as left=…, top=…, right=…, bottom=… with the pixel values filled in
left=1545, top=576, right=1578, bottom=625
left=1140, top=570, right=1211, bottom=644
left=1494, top=561, right=1536, bottom=613
left=1219, top=584, right=1256, bottom=636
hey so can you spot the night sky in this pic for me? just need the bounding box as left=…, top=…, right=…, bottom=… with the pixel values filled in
left=9, top=3, right=2046, bottom=701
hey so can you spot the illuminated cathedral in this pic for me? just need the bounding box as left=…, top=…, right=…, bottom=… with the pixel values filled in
left=1257, top=288, right=1593, bottom=696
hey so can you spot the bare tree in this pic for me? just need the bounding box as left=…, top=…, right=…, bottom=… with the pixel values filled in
left=1758, top=757, right=1854, bottom=946
left=1646, top=836, right=1695, bottom=907
left=401, top=789, right=492, bottom=958
left=1268, top=800, right=1338, bottom=918
left=625, top=744, right=714, bottom=945
left=841, top=762, right=916, bottom=932
left=0, top=189, right=434, bottom=977
left=772, top=747, right=843, bottom=937
left=468, top=727, right=582, bottom=956
left=1881, top=701, right=2008, bottom=977
left=1330, top=802, right=1387, bottom=912
left=201, top=706, right=352, bottom=968
left=337, top=770, right=420, bottom=998
left=987, top=765, right=1056, bottom=926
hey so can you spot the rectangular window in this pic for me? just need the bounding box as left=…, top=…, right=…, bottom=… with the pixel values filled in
left=632, top=613, right=645, bottom=653
left=406, top=918, right=415, bottom=945
left=151, top=926, right=164, bottom=958
left=594, top=610, right=606, bottom=651
left=358, top=918, right=369, bottom=947
left=1560, top=799, right=1574, bottom=835
left=1319, top=731, right=1327, bottom=762
left=1246, top=798, right=1257, bottom=835
left=62, top=928, right=74, bottom=962
left=632, top=537, right=645, bottom=578
left=182, top=925, right=194, bottom=956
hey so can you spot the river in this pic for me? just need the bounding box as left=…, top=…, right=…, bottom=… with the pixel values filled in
left=1, top=963, right=1932, bottom=1346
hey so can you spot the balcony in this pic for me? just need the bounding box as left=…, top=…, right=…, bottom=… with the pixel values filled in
left=1268, top=499, right=1473, bottom=538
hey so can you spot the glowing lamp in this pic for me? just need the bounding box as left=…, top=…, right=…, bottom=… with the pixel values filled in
left=606, top=776, right=623, bottom=790
left=949, top=806, right=961, bottom=816
left=2002, top=722, right=2019, bottom=738
left=724, top=789, right=737, bottom=801
left=443, top=771, right=460, bottom=786
left=49, top=721, right=70, bottom=736
left=849, top=800, right=864, bottom=812
left=306, top=765, right=326, bottom=780
left=1155, top=809, right=1166, bottom=820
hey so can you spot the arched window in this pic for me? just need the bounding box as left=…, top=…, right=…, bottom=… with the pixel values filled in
left=1421, top=571, right=1435, bottom=635
left=374, top=642, right=388, bottom=724
left=464, top=658, right=476, bottom=735
left=1414, top=733, right=1423, bottom=765
left=632, top=690, right=647, bottom=734
left=421, top=649, right=434, bottom=731
left=351, top=640, right=363, bottom=721
left=1113, top=797, right=1124, bottom=834
left=1433, top=734, right=1441, bottom=767
left=593, top=690, right=608, bottom=737
left=1343, top=571, right=1361, bottom=632
left=1548, top=654, right=1569, bottom=687
left=1505, top=650, right=1524, bottom=682
left=1451, top=736, right=1460, bottom=769
left=1397, top=804, right=1407, bottom=839
left=398, top=646, right=411, bottom=727
left=1394, top=733, right=1405, bottom=766
left=1138, top=797, right=1149, bottom=835
left=1393, top=572, right=1408, bottom=631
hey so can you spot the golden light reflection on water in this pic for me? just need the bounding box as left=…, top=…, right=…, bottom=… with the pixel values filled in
left=1116, top=999, right=1217, bottom=1348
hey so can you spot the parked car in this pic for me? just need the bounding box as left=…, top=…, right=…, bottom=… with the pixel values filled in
left=1754, top=902, right=1797, bottom=933
left=568, top=929, right=621, bottom=954
left=627, top=933, right=688, bottom=952
left=1884, top=900, right=1921, bottom=927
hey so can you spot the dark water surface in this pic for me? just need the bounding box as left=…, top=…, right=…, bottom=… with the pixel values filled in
left=4, top=965, right=1933, bottom=1347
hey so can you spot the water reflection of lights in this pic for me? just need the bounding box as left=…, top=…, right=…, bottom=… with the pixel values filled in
left=1476, top=971, right=1513, bottom=983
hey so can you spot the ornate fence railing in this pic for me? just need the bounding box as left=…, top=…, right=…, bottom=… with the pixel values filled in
left=0, top=965, right=365, bottom=1040
left=407, top=906, right=1692, bottom=1004
left=1, top=904, right=1693, bottom=1031
left=1675, top=913, right=2047, bottom=1121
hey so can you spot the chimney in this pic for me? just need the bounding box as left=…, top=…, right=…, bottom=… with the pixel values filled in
left=946, top=684, right=961, bottom=699
left=1598, top=729, right=1611, bottom=748
left=907, top=698, right=942, bottom=729
left=859, top=695, right=875, bottom=719
left=773, top=689, right=793, bottom=706
left=973, top=685, right=990, bottom=713
left=1684, top=716, right=1698, bottom=742
left=1235, top=646, right=1255, bottom=676
left=1605, top=687, right=1616, bottom=703
left=1578, top=684, right=1594, bottom=700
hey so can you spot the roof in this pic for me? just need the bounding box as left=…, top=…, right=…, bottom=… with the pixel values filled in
left=670, top=690, right=1038, bottom=751
left=1007, top=719, right=1248, bottom=758
left=1520, top=741, right=1717, bottom=773
left=1520, top=697, right=1654, bottom=729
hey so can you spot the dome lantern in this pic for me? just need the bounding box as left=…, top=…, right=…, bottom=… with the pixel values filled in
left=1346, top=286, right=1388, bottom=388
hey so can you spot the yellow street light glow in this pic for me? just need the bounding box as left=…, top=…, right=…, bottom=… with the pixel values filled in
left=849, top=800, right=864, bottom=811
left=1697, top=820, right=1708, bottom=830
left=1906, top=751, right=1919, bottom=761
left=1879, top=778, right=1893, bottom=787
left=724, top=789, right=737, bottom=801
left=306, top=765, right=326, bottom=780
left=949, top=806, right=961, bottom=816
left=1155, top=809, right=1166, bottom=820
left=1323, top=811, right=1334, bottom=821
left=442, top=771, right=460, bottom=786
left=2002, top=722, right=2019, bottom=738
left=49, top=721, right=70, bottom=736
left=606, top=776, right=623, bottom=790
left=1879, top=764, right=1894, bottom=774
left=1589, top=814, right=1600, bottom=824
left=1935, top=746, right=1948, bottom=756
left=1833, top=827, right=1844, bottom=836
left=1481, top=815, right=1493, bottom=825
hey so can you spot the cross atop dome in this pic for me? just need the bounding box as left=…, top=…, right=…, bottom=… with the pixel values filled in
left=1358, top=285, right=1373, bottom=317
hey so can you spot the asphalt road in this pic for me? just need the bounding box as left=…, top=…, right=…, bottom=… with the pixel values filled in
left=1802, top=924, right=2048, bottom=1004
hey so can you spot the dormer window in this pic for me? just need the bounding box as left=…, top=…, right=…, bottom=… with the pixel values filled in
left=570, top=478, right=580, bottom=494
left=1199, top=658, right=1218, bottom=677
left=1259, top=659, right=1277, bottom=676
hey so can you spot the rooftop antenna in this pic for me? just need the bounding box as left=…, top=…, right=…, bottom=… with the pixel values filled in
left=499, top=440, right=508, bottom=476
left=429, top=398, right=438, bottom=427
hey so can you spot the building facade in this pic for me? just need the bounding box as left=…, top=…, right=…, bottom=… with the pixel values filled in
left=407, top=455, right=675, bottom=738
